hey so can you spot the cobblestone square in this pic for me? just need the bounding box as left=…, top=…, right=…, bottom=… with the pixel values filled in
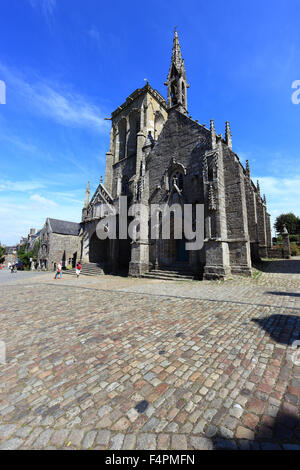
left=0, top=259, right=299, bottom=450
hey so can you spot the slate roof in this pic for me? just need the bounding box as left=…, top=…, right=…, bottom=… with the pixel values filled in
left=48, top=218, right=81, bottom=236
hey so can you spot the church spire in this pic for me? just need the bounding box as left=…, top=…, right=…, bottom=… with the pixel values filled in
left=164, top=29, right=189, bottom=114
left=225, top=121, right=232, bottom=149
left=172, top=28, right=182, bottom=70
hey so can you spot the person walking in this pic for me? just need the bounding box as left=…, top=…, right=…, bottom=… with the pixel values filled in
left=54, top=262, right=62, bottom=280
left=76, top=261, right=82, bottom=279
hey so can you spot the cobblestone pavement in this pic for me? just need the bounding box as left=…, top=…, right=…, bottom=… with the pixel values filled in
left=0, top=259, right=299, bottom=450
left=0, top=270, right=48, bottom=285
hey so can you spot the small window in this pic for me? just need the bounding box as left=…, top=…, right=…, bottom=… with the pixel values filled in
left=170, top=170, right=184, bottom=190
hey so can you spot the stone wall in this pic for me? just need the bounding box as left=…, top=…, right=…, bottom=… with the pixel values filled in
left=38, top=224, right=81, bottom=270
left=48, top=233, right=81, bottom=269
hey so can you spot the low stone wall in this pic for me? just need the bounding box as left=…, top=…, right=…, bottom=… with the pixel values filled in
left=267, top=247, right=284, bottom=259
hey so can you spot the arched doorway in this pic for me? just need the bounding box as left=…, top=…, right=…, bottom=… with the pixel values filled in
left=89, top=232, right=109, bottom=264
left=117, top=238, right=131, bottom=274
left=176, top=239, right=189, bottom=262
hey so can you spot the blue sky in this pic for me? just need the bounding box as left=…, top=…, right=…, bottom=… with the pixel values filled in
left=0, top=0, right=300, bottom=245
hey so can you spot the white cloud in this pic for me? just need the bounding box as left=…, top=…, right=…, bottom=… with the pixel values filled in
left=0, top=63, right=109, bottom=134
left=30, top=194, right=57, bottom=207
left=29, top=0, right=56, bottom=18
left=0, top=180, right=46, bottom=192
left=0, top=195, right=80, bottom=245
left=254, top=175, right=300, bottom=233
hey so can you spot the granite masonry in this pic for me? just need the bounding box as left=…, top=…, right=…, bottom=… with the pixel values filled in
left=79, top=30, right=273, bottom=280
left=38, top=218, right=81, bottom=270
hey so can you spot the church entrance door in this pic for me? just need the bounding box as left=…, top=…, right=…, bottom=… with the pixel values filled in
left=176, top=239, right=189, bottom=263
left=89, top=232, right=109, bottom=264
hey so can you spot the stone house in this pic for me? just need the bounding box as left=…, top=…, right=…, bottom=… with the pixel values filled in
left=80, top=30, right=272, bottom=279
left=38, top=218, right=81, bottom=270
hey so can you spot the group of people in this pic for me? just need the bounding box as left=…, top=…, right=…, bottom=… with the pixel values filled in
left=7, top=262, right=17, bottom=273
left=54, top=261, right=82, bottom=279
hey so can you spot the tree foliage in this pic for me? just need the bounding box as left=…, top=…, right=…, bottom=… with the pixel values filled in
left=17, top=245, right=32, bottom=269
left=274, top=213, right=300, bottom=235
left=0, top=245, right=5, bottom=264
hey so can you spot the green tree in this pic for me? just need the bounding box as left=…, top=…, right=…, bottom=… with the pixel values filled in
left=0, top=245, right=5, bottom=264
left=274, top=213, right=300, bottom=235
left=17, top=245, right=33, bottom=269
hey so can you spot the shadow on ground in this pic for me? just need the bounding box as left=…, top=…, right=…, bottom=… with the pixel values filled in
left=265, top=291, right=300, bottom=298
left=251, top=314, right=300, bottom=345
left=254, top=258, right=300, bottom=274
left=212, top=412, right=300, bottom=450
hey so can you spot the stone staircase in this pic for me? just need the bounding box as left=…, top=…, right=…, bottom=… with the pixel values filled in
left=142, top=265, right=195, bottom=281
left=63, top=262, right=105, bottom=277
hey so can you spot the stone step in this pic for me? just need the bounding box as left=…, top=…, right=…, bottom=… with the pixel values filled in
left=64, top=263, right=105, bottom=276
left=142, top=273, right=194, bottom=281
left=141, top=269, right=195, bottom=281
left=151, top=269, right=194, bottom=276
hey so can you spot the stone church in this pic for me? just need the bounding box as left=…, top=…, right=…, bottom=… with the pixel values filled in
left=80, top=30, right=272, bottom=280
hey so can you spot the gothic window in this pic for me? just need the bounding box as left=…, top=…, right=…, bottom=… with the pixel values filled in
left=208, top=165, right=214, bottom=181
left=171, top=81, right=177, bottom=106
left=154, top=111, right=165, bottom=140
left=181, top=82, right=185, bottom=106
left=127, top=110, right=140, bottom=157
left=170, top=170, right=184, bottom=191
left=118, top=119, right=126, bottom=161
left=143, top=105, right=147, bottom=129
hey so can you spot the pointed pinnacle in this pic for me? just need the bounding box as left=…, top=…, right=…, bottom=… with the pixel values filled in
left=246, top=160, right=250, bottom=177
left=172, top=29, right=182, bottom=70
left=257, top=180, right=260, bottom=194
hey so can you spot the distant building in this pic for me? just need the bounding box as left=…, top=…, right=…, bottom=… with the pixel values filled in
left=38, top=218, right=81, bottom=270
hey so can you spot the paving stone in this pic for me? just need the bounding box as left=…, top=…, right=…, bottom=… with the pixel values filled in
left=68, top=429, right=84, bottom=448
left=215, top=438, right=238, bottom=450
left=0, top=424, right=17, bottom=440
left=0, top=273, right=300, bottom=450
left=51, top=429, right=69, bottom=447
left=157, top=434, right=170, bottom=450
left=189, top=436, right=214, bottom=450
left=82, top=430, right=97, bottom=449
left=236, top=426, right=255, bottom=440
left=122, top=434, right=136, bottom=450
left=110, top=433, right=125, bottom=450
left=96, top=430, right=111, bottom=446
left=33, top=429, right=53, bottom=449
left=171, top=434, right=187, bottom=450
left=0, top=438, right=23, bottom=450
left=136, top=433, right=156, bottom=450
